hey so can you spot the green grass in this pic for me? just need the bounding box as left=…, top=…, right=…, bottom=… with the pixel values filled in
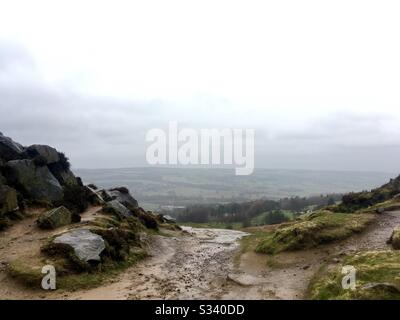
left=8, top=249, right=147, bottom=291
left=309, top=250, right=400, bottom=300
left=254, top=210, right=375, bottom=254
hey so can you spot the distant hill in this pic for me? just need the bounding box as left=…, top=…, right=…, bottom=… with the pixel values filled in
left=75, top=167, right=394, bottom=210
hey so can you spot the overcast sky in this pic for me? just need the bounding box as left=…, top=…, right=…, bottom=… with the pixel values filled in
left=0, top=0, right=400, bottom=172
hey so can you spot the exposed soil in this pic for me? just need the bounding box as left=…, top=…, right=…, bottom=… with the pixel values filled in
left=223, top=210, right=400, bottom=300
left=1, top=210, right=399, bottom=300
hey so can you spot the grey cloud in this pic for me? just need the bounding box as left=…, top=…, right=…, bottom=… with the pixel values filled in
left=0, top=40, right=399, bottom=172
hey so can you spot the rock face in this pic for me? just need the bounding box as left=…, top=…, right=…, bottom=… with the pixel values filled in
left=26, top=145, right=60, bottom=164
left=104, top=199, right=132, bottom=217
left=0, top=185, right=18, bottom=215
left=6, top=159, right=63, bottom=203
left=389, top=227, right=400, bottom=249
left=53, top=229, right=105, bottom=262
left=0, top=132, right=24, bottom=161
left=86, top=186, right=105, bottom=205
left=162, top=214, right=176, bottom=223
left=37, top=206, right=79, bottom=229
left=108, top=187, right=138, bottom=209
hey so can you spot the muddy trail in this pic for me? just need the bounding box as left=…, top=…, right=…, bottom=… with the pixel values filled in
left=0, top=210, right=399, bottom=300
left=223, top=210, right=400, bottom=300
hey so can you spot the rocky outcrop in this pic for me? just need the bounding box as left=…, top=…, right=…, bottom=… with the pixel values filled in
left=53, top=229, right=106, bottom=263
left=389, top=227, right=400, bottom=249
left=0, top=185, right=18, bottom=215
left=104, top=199, right=132, bottom=218
left=85, top=186, right=105, bottom=205
left=37, top=206, right=80, bottom=229
left=48, top=163, right=78, bottom=187
left=96, top=189, right=113, bottom=202
left=5, top=159, right=63, bottom=203
left=108, top=187, right=138, bottom=209
left=0, top=132, right=24, bottom=162
left=26, top=145, right=60, bottom=164
left=162, top=214, right=176, bottom=223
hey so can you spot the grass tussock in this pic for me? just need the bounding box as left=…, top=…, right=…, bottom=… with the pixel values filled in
left=8, top=249, right=147, bottom=291
left=308, top=250, right=400, bottom=300
left=255, top=210, right=375, bottom=254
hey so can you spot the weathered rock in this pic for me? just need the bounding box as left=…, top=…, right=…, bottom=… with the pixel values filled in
left=0, top=185, right=19, bottom=215
left=6, top=159, right=63, bottom=202
left=47, top=162, right=78, bottom=187
left=53, top=229, right=105, bottom=262
left=0, top=132, right=24, bottom=161
left=108, top=187, right=138, bottom=209
left=26, top=144, right=60, bottom=164
left=96, top=189, right=113, bottom=202
left=85, top=186, right=105, bottom=205
left=361, top=282, right=400, bottom=293
left=58, top=169, right=78, bottom=186
left=37, top=206, right=80, bottom=229
left=389, top=227, right=400, bottom=249
left=162, top=214, right=176, bottom=223
left=104, top=200, right=132, bottom=217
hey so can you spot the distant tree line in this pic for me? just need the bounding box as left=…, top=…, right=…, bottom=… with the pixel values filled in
left=174, top=194, right=342, bottom=225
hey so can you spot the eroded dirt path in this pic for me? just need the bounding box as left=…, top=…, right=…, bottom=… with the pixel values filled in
left=1, top=210, right=400, bottom=300
left=222, top=210, right=400, bottom=300
left=64, top=227, right=248, bottom=300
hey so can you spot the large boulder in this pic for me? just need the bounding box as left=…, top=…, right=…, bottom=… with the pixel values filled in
left=37, top=206, right=80, bottom=229
left=86, top=186, right=105, bottom=205
left=0, top=185, right=19, bottom=215
left=5, top=159, right=63, bottom=203
left=26, top=144, right=60, bottom=164
left=96, top=189, right=113, bottom=202
left=108, top=187, right=138, bottom=209
left=389, top=227, right=400, bottom=249
left=47, top=162, right=78, bottom=187
left=53, top=229, right=105, bottom=262
left=0, top=132, right=24, bottom=161
left=162, top=214, right=177, bottom=223
left=104, top=199, right=132, bottom=218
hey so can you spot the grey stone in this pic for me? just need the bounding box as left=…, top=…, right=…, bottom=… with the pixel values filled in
left=27, top=144, right=60, bottom=164
left=162, top=215, right=176, bottom=223
left=104, top=200, right=132, bottom=217
left=389, top=226, right=400, bottom=249
left=0, top=185, right=19, bottom=215
left=96, top=189, right=113, bottom=202
left=0, top=132, right=24, bottom=161
left=86, top=186, right=105, bottom=205
left=108, top=187, right=138, bottom=209
left=6, top=159, right=63, bottom=202
left=53, top=229, right=105, bottom=262
left=58, top=169, right=78, bottom=186
left=37, top=206, right=79, bottom=229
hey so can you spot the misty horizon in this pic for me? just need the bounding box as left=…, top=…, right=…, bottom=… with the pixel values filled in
left=1, top=1, right=400, bottom=172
